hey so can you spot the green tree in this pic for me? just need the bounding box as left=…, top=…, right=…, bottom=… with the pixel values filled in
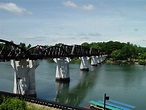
left=120, top=42, right=134, bottom=61
left=27, top=44, right=31, bottom=49
left=110, top=49, right=123, bottom=60
left=139, top=52, right=146, bottom=60
left=105, top=41, right=124, bottom=55
left=81, top=42, right=89, bottom=47
left=19, top=42, right=26, bottom=49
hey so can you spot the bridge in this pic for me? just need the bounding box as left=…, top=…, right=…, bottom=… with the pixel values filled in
left=0, top=39, right=107, bottom=96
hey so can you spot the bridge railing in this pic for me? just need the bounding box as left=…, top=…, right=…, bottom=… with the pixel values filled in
left=0, top=91, right=89, bottom=110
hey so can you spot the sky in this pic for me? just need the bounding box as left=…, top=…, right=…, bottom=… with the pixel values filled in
left=0, top=0, right=146, bottom=47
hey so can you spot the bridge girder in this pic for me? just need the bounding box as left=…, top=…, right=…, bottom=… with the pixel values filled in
left=0, top=39, right=30, bottom=61
left=0, top=39, right=104, bottom=60
left=27, top=45, right=71, bottom=59
left=59, top=44, right=100, bottom=57
left=43, top=46, right=71, bottom=58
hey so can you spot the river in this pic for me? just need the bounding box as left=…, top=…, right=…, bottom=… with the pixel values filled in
left=0, top=60, right=146, bottom=110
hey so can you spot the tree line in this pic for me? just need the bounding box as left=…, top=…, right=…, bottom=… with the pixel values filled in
left=81, top=41, right=146, bottom=64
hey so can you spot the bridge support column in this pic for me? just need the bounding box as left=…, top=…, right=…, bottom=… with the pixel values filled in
left=97, top=55, right=106, bottom=64
left=91, top=56, right=98, bottom=66
left=97, top=55, right=102, bottom=64
left=80, top=56, right=89, bottom=71
left=53, top=58, right=70, bottom=82
left=11, top=59, right=39, bottom=96
left=102, top=55, right=106, bottom=62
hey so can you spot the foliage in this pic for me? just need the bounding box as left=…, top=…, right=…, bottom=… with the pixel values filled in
left=81, top=41, right=146, bottom=64
left=0, top=96, right=26, bottom=110
left=0, top=96, right=58, bottom=110
left=110, top=49, right=123, bottom=60
left=70, top=58, right=80, bottom=63
left=19, top=42, right=31, bottom=50
left=138, top=52, right=146, bottom=60
left=48, top=41, right=146, bottom=64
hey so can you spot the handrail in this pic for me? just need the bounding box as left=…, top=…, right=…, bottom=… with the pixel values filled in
left=0, top=91, right=89, bottom=110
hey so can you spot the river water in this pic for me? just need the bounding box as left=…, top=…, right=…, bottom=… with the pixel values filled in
left=0, top=60, right=146, bottom=110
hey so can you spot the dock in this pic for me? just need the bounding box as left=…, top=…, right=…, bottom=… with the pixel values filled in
left=89, top=100, right=135, bottom=110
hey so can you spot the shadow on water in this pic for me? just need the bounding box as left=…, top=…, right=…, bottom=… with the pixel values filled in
left=54, top=65, right=101, bottom=106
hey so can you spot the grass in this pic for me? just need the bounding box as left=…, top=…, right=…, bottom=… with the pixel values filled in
left=26, top=102, right=60, bottom=110
left=26, top=102, right=59, bottom=110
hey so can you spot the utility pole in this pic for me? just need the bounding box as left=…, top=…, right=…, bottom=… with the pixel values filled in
left=104, top=93, right=109, bottom=110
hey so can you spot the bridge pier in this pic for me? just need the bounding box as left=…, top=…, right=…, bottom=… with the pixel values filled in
left=11, top=59, right=39, bottom=96
left=53, top=58, right=70, bottom=82
left=91, top=56, right=98, bottom=66
left=97, top=55, right=106, bottom=64
left=102, top=55, right=106, bottom=62
left=80, top=56, right=89, bottom=71
left=97, top=55, right=102, bottom=64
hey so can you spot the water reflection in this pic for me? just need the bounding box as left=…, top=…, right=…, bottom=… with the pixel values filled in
left=1, top=61, right=146, bottom=110
left=55, top=66, right=99, bottom=106
left=117, top=65, right=145, bottom=88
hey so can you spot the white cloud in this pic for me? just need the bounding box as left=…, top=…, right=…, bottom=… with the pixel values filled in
left=0, top=2, right=32, bottom=15
left=82, top=4, right=94, bottom=11
left=63, top=1, right=95, bottom=11
left=63, top=1, right=78, bottom=9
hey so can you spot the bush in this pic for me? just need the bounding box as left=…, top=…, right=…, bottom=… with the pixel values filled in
left=0, top=96, right=26, bottom=110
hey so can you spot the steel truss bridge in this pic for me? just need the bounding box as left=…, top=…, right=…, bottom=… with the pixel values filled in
left=0, top=39, right=107, bottom=109
left=0, top=39, right=105, bottom=61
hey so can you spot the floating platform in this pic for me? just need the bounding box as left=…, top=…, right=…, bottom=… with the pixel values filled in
left=89, top=100, right=135, bottom=110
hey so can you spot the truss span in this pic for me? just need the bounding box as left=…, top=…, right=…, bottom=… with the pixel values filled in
left=0, top=39, right=30, bottom=61
left=0, top=39, right=105, bottom=61
left=27, top=45, right=71, bottom=59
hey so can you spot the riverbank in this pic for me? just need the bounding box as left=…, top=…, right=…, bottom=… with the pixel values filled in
left=27, top=102, right=60, bottom=110
left=0, top=91, right=88, bottom=110
left=106, top=58, right=146, bottom=65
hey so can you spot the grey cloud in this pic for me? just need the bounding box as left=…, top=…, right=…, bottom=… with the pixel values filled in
left=88, top=33, right=102, bottom=36
left=134, top=28, right=139, bottom=32
left=78, top=32, right=102, bottom=37
left=81, top=37, right=89, bottom=39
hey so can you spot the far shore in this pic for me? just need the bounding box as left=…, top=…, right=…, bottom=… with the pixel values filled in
left=105, top=59, right=146, bottom=65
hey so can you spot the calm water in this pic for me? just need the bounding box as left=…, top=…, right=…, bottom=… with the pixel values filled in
left=0, top=60, right=146, bottom=110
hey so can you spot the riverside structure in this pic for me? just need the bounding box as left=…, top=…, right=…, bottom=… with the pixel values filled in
left=0, top=39, right=107, bottom=96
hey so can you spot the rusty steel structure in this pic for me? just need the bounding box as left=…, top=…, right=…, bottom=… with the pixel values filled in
left=0, top=39, right=104, bottom=61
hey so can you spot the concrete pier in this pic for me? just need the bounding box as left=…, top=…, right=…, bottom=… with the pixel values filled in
left=91, top=56, right=98, bottom=66
left=53, top=58, right=70, bottom=82
left=80, top=56, right=89, bottom=71
left=97, top=56, right=102, bottom=64
left=11, top=59, right=39, bottom=96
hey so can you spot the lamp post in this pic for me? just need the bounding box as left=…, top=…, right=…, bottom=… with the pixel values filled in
left=104, top=93, right=109, bottom=110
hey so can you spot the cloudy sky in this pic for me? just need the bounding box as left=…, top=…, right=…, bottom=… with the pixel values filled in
left=0, top=0, right=146, bottom=47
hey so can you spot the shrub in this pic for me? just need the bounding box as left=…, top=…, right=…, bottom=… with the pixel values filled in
left=0, top=96, right=26, bottom=110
